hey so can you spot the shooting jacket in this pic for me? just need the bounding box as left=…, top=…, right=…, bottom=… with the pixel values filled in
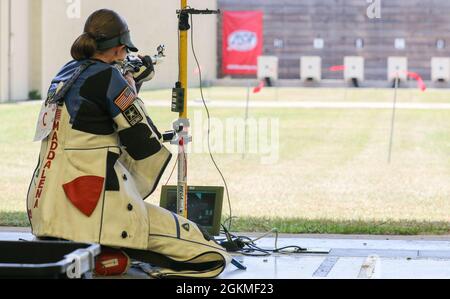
left=27, top=59, right=231, bottom=278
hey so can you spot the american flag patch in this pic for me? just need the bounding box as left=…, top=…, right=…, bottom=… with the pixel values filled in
left=114, top=87, right=136, bottom=111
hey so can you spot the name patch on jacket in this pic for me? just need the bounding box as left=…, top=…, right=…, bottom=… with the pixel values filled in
left=33, top=108, right=62, bottom=210
left=123, top=105, right=143, bottom=126
left=114, top=87, right=136, bottom=111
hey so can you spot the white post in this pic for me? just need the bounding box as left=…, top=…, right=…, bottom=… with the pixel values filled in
left=343, top=85, right=348, bottom=102
left=0, top=0, right=30, bottom=102
left=0, top=0, right=11, bottom=102
left=10, top=0, right=30, bottom=101
left=243, top=81, right=251, bottom=159
left=388, top=77, right=399, bottom=164
left=275, top=80, right=279, bottom=101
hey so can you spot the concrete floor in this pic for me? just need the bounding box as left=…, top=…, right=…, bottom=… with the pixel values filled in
left=221, top=236, right=450, bottom=279
left=2, top=228, right=450, bottom=279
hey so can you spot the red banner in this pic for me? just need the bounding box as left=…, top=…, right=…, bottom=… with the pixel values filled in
left=222, top=11, right=263, bottom=75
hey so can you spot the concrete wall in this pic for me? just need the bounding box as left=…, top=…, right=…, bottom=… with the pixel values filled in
left=40, top=0, right=218, bottom=97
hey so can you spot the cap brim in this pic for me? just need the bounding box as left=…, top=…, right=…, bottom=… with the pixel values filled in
left=121, top=31, right=139, bottom=52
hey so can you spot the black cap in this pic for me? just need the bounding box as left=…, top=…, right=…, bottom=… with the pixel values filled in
left=96, top=30, right=138, bottom=53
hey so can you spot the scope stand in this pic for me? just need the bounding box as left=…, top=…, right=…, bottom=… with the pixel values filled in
left=171, top=3, right=250, bottom=272
left=170, top=5, right=221, bottom=219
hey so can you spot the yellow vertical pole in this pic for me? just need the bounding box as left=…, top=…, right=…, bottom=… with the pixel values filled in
left=180, top=0, right=188, bottom=119
left=177, top=0, right=189, bottom=218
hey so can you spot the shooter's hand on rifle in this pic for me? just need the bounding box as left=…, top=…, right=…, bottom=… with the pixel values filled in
left=134, top=55, right=156, bottom=85
left=120, top=55, right=154, bottom=93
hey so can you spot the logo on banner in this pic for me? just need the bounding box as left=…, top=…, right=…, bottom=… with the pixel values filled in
left=222, top=10, right=263, bottom=75
left=228, top=30, right=258, bottom=52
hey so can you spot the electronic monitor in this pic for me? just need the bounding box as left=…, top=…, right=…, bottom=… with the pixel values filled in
left=160, top=186, right=224, bottom=236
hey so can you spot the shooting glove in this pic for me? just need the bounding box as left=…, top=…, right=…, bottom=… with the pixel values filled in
left=131, top=55, right=155, bottom=85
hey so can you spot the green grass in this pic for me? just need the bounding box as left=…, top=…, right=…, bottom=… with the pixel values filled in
left=1, top=88, right=450, bottom=235
left=230, top=217, right=450, bottom=235
left=3, top=210, right=450, bottom=236
left=0, top=212, right=29, bottom=227
left=140, top=86, right=450, bottom=103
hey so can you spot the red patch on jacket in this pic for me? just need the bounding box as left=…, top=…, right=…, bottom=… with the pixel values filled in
left=63, top=176, right=105, bottom=217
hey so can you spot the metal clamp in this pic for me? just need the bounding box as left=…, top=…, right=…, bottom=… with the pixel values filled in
left=65, top=244, right=100, bottom=279
left=170, top=118, right=192, bottom=146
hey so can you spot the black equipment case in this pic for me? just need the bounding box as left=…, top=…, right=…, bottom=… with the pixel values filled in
left=0, top=240, right=101, bottom=279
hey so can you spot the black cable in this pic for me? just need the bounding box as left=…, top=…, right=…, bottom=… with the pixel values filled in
left=177, top=28, right=180, bottom=82
left=164, top=159, right=178, bottom=186
left=188, top=11, right=307, bottom=257
left=177, top=9, right=308, bottom=259
left=189, top=14, right=233, bottom=231
left=217, top=227, right=308, bottom=257
left=273, top=246, right=308, bottom=253
left=222, top=216, right=238, bottom=232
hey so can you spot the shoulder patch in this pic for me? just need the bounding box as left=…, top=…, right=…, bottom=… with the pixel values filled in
left=114, top=86, right=136, bottom=111
left=123, top=104, right=143, bottom=126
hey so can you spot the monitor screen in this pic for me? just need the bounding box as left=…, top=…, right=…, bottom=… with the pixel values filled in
left=166, top=190, right=216, bottom=227
left=160, top=186, right=224, bottom=236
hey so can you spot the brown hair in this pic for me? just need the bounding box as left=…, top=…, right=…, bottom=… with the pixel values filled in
left=71, top=9, right=128, bottom=60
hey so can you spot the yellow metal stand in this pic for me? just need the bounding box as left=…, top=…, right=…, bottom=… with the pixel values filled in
left=173, top=5, right=247, bottom=271
left=177, top=0, right=189, bottom=218
left=174, top=2, right=220, bottom=219
left=180, top=0, right=188, bottom=119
